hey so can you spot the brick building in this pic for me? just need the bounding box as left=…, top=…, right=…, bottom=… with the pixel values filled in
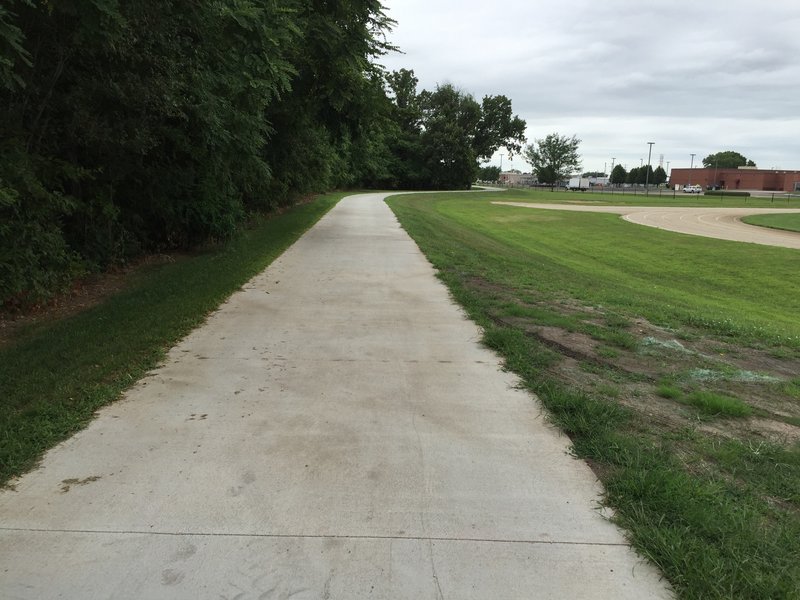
left=670, top=167, right=800, bottom=192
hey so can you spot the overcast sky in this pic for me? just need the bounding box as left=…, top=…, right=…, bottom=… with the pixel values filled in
left=379, top=0, right=800, bottom=174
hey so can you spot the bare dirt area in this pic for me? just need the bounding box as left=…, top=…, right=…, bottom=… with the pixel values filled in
left=492, top=202, right=800, bottom=249
left=482, top=286, right=800, bottom=447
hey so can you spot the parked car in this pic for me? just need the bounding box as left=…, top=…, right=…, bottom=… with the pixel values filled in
left=683, top=184, right=703, bottom=194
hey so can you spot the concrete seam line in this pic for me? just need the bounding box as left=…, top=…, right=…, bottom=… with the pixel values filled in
left=0, top=526, right=629, bottom=547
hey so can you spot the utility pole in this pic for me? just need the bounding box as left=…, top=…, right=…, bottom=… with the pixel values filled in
left=499, top=153, right=504, bottom=172
left=611, top=158, right=616, bottom=186
left=645, top=142, right=655, bottom=195
left=689, top=153, right=696, bottom=185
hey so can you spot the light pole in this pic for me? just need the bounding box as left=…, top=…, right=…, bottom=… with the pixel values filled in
left=713, top=161, right=718, bottom=189
left=499, top=153, right=504, bottom=172
left=610, top=158, right=616, bottom=186
left=689, top=153, right=695, bottom=185
left=645, top=142, right=654, bottom=194
left=640, top=158, right=643, bottom=168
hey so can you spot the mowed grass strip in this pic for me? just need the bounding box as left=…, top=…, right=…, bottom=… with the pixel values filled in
left=0, top=193, right=343, bottom=485
left=742, top=213, right=800, bottom=233
left=386, top=191, right=800, bottom=599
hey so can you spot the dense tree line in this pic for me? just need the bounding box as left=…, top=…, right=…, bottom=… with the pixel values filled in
left=380, top=69, right=525, bottom=190
left=0, top=2, right=525, bottom=308
left=610, top=164, right=666, bottom=185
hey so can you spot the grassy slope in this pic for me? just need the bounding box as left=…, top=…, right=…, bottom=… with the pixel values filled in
left=387, top=190, right=800, bottom=600
left=0, top=193, right=344, bottom=484
left=742, top=213, right=800, bottom=233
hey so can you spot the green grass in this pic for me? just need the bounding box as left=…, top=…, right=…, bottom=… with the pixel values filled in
left=390, top=190, right=800, bottom=348
left=386, top=190, right=800, bottom=599
left=491, top=187, right=800, bottom=208
left=741, top=213, right=800, bottom=234
left=657, top=384, right=682, bottom=399
left=682, top=390, right=753, bottom=417
left=0, top=193, right=343, bottom=484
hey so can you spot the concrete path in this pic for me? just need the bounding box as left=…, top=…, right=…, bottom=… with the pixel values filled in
left=0, top=193, right=671, bottom=599
left=494, top=202, right=800, bottom=249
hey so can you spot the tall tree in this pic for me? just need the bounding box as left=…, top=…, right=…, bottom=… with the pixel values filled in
left=702, top=151, right=756, bottom=169
left=652, top=165, right=667, bottom=185
left=472, top=94, right=527, bottom=160
left=639, top=165, right=654, bottom=185
left=382, top=72, right=526, bottom=190
left=477, top=165, right=501, bottom=182
left=419, top=84, right=482, bottom=189
left=523, top=133, right=581, bottom=188
left=610, top=164, right=627, bottom=185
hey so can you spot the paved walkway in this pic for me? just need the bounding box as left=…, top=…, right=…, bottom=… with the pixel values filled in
left=0, top=194, right=671, bottom=599
left=494, top=202, right=800, bottom=249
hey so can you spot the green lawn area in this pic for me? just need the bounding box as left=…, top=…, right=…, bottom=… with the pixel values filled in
left=400, top=191, right=800, bottom=346
left=742, top=213, right=800, bottom=233
left=0, top=193, right=344, bottom=484
left=490, top=186, right=800, bottom=208
left=387, top=190, right=800, bottom=600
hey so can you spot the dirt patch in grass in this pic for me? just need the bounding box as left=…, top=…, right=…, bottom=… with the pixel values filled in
left=475, top=277, right=800, bottom=446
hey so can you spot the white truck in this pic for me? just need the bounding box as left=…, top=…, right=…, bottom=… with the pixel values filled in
left=566, top=177, right=591, bottom=191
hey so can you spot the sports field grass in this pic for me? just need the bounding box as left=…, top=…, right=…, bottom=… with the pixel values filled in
left=0, top=193, right=343, bottom=484
left=742, top=213, right=800, bottom=233
left=387, top=190, right=800, bottom=600
left=488, top=186, right=800, bottom=208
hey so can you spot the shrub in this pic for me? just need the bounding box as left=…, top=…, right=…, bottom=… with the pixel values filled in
left=704, top=191, right=751, bottom=197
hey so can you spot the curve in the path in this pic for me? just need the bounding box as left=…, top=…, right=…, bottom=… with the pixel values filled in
left=492, top=202, right=800, bottom=249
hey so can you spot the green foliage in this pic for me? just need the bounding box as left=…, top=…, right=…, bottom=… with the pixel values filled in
left=702, top=150, right=756, bottom=169
left=682, top=391, right=752, bottom=417
left=0, top=1, right=31, bottom=91
left=523, top=133, right=581, bottom=186
left=0, top=193, right=342, bottom=483
left=473, top=94, right=527, bottom=159
left=477, top=165, right=501, bottom=181
left=610, top=164, right=627, bottom=185
left=382, top=71, right=526, bottom=190
left=627, top=165, right=654, bottom=185
left=704, top=191, right=750, bottom=197
left=657, top=384, right=682, bottom=399
left=653, top=165, right=667, bottom=185
left=0, top=0, right=395, bottom=308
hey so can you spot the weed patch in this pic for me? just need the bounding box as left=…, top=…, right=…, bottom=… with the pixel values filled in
left=682, top=391, right=752, bottom=417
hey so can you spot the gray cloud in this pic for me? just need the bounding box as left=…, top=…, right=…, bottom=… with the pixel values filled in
left=380, top=0, right=800, bottom=172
